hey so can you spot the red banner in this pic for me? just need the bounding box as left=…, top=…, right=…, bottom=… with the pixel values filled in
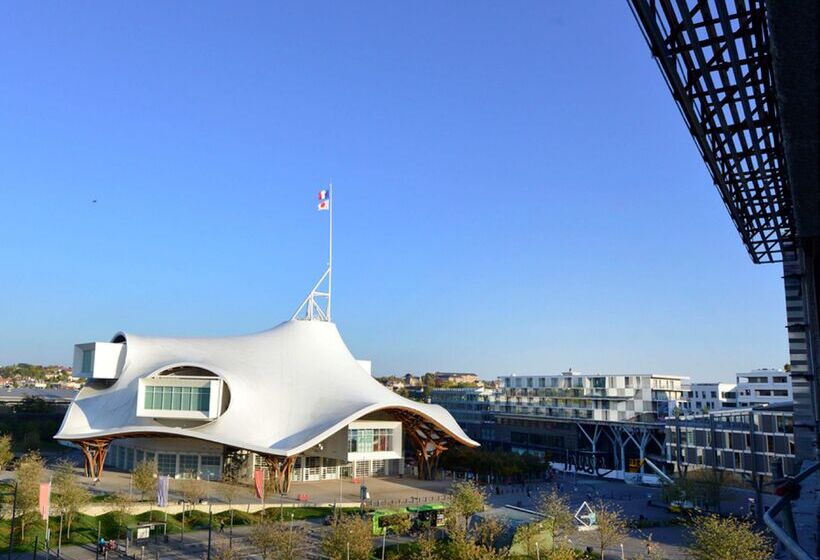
left=39, top=482, right=51, bottom=520
left=254, top=469, right=265, bottom=499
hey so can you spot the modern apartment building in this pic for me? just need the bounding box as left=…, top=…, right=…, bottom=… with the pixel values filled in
left=735, top=368, right=792, bottom=408
left=665, top=403, right=797, bottom=478
left=428, top=387, right=495, bottom=444
left=431, top=371, right=689, bottom=479
left=495, top=371, right=688, bottom=422
left=683, top=382, right=738, bottom=413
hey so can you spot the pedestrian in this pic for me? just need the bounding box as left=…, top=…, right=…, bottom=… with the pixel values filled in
left=219, top=518, right=225, bottom=533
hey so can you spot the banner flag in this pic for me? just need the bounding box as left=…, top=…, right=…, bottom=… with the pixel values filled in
left=157, top=475, right=170, bottom=507
left=254, top=469, right=265, bottom=499
left=39, top=481, right=51, bottom=520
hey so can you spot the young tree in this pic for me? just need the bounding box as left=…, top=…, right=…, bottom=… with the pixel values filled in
left=179, top=475, right=207, bottom=505
left=592, top=500, right=628, bottom=560
left=220, top=473, right=242, bottom=535
left=543, top=546, right=577, bottom=560
left=52, top=460, right=90, bottom=538
left=516, top=522, right=543, bottom=559
left=473, top=517, right=506, bottom=549
left=249, top=520, right=308, bottom=560
left=131, top=460, right=157, bottom=501
left=537, top=488, right=574, bottom=547
left=0, top=434, right=13, bottom=471
left=687, top=514, right=773, bottom=560
left=448, top=480, right=487, bottom=532
left=412, top=531, right=439, bottom=560
left=106, top=492, right=133, bottom=538
left=321, top=514, right=373, bottom=560
left=15, top=451, right=45, bottom=540
left=211, top=537, right=241, bottom=560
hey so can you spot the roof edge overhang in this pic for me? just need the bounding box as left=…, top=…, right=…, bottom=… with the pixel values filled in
left=55, top=402, right=479, bottom=457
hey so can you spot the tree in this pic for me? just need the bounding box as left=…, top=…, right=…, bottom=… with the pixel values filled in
left=688, top=469, right=730, bottom=513
left=211, top=537, right=241, bottom=560
left=52, top=460, right=90, bottom=538
left=249, top=520, right=308, bottom=560
left=473, top=517, right=506, bottom=549
left=687, top=514, right=773, bottom=560
left=0, top=434, right=13, bottom=471
left=516, top=522, right=543, bottom=559
left=106, top=492, right=133, bottom=538
left=15, top=451, right=45, bottom=540
left=448, top=480, right=486, bottom=532
left=546, top=546, right=577, bottom=560
left=412, top=531, right=439, bottom=560
left=537, top=489, right=574, bottom=547
left=179, top=475, right=207, bottom=505
left=321, top=514, right=373, bottom=560
left=131, top=460, right=157, bottom=501
left=592, top=500, right=628, bottom=560
left=220, top=472, right=242, bottom=535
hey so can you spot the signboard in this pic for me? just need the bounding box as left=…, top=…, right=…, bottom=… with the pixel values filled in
left=136, top=527, right=150, bottom=540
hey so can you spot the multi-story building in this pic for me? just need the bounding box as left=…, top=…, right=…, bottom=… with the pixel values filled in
left=428, top=387, right=495, bottom=444
left=735, top=368, right=792, bottom=408
left=683, top=382, right=737, bottom=413
left=495, top=371, right=687, bottom=422
left=432, top=371, right=689, bottom=479
left=665, top=403, right=797, bottom=478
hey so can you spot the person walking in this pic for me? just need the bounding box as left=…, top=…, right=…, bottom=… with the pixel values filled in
left=219, top=518, right=225, bottom=533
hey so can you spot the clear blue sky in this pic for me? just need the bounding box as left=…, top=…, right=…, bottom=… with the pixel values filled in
left=0, top=1, right=788, bottom=381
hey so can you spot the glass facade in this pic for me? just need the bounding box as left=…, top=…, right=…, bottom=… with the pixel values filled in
left=144, top=385, right=210, bottom=412
left=348, top=428, right=393, bottom=453
left=178, top=454, right=199, bottom=477
left=200, top=456, right=221, bottom=480
left=157, top=453, right=177, bottom=476
left=82, top=349, right=94, bottom=373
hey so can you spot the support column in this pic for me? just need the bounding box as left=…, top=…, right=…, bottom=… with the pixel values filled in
left=78, top=438, right=112, bottom=479
left=392, top=411, right=450, bottom=480
left=638, top=429, right=650, bottom=474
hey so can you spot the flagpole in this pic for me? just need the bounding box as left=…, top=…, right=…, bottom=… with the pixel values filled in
left=328, top=180, right=333, bottom=322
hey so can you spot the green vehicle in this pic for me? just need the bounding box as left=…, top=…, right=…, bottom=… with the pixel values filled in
left=406, top=503, right=448, bottom=531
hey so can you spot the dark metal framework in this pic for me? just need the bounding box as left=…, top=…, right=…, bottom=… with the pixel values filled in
left=628, top=0, right=794, bottom=263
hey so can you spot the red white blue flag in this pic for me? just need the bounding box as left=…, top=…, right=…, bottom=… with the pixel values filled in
left=317, top=189, right=330, bottom=211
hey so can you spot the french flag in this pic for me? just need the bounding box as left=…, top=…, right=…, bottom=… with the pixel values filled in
left=318, top=189, right=329, bottom=201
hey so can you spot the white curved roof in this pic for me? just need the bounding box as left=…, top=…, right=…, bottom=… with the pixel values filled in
left=55, top=320, right=478, bottom=455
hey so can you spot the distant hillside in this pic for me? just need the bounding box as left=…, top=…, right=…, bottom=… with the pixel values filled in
left=0, top=363, right=72, bottom=382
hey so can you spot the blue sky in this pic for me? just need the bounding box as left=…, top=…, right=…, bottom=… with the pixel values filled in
left=0, top=2, right=787, bottom=381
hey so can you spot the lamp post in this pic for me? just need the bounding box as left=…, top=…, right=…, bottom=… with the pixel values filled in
left=0, top=479, right=18, bottom=560
left=380, top=527, right=391, bottom=560
left=206, top=505, right=212, bottom=560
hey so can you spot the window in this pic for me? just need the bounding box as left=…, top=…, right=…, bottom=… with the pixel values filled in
left=144, top=385, right=210, bottom=413
left=157, top=454, right=176, bottom=476
left=200, top=456, right=221, bottom=480
left=348, top=428, right=393, bottom=453
left=82, top=349, right=95, bottom=374
left=179, top=455, right=199, bottom=478
left=773, top=376, right=787, bottom=383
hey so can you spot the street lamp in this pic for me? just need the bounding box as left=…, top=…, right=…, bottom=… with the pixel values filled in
left=0, top=479, right=18, bottom=560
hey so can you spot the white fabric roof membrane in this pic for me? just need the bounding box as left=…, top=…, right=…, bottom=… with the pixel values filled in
left=55, top=320, right=478, bottom=456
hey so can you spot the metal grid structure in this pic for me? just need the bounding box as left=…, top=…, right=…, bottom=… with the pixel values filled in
left=628, top=0, right=794, bottom=263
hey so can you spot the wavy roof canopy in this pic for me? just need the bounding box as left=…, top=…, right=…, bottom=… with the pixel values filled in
left=55, top=320, right=478, bottom=456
